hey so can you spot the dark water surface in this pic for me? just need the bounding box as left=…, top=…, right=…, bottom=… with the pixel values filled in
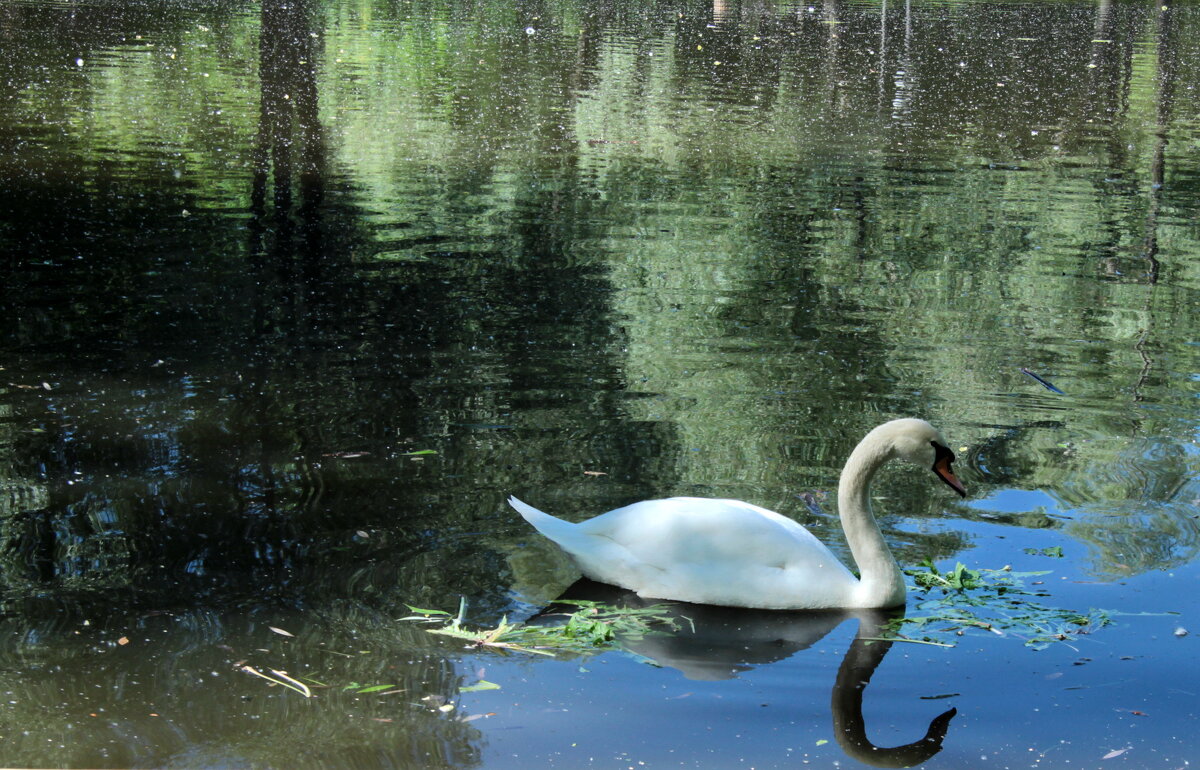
left=2, top=0, right=1200, bottom=766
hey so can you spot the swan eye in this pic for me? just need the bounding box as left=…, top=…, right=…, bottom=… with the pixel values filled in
left=931, top=441, right=956, bottom=464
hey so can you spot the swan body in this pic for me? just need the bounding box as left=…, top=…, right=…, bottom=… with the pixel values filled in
left=509, top=418, right=966, bottom=610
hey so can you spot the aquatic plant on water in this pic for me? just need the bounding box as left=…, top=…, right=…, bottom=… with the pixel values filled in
left=878, top=560, right=1111, bottom=650
left=401, top=598, right=683, bottom=657
left=402, top=562, right=1110, bottom=662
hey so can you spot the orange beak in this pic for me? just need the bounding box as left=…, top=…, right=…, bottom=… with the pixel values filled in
left=933, top=451, right=967, bottom=497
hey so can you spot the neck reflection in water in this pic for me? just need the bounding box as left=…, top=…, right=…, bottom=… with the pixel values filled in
left=532, top=579, right=957, bottom=768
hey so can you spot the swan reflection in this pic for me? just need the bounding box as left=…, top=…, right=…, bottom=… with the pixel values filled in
left=537, top=579, right=957, bottom=768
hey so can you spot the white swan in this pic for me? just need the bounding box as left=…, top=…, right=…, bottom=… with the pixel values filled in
left=508, top=418, right=966, bottom=610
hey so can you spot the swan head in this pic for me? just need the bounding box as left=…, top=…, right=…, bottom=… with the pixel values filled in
left=872, top=418, right=967, bottom=497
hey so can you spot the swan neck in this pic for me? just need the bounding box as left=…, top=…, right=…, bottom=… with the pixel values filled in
left=838, top=435, right=906, bottom=608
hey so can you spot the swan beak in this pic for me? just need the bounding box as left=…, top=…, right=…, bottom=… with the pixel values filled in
left=932, top=452, right=967, bottom=497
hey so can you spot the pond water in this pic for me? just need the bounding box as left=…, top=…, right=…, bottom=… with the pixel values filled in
left=2, top=0, right=1200, bottom=766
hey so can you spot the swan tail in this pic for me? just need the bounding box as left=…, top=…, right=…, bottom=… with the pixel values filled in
left=508, top=495, right=579, bottom=546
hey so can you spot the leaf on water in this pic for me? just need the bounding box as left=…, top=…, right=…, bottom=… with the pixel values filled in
left=438, top=703, right=455, bottom=713
left=1102, top=748, right=1129, bottom=759
left=357, top=684, right=398, bottom=694
left=401, top=449, right=438, bottom=456
left=269, top=669, right=312, bottom=697
left=582, top=470, right=607, bottom=476
left=460, top=680, right=501, bottom=692
left=239, top=665, right=313, bottom=698
left=816, top=739, right=829, bottom=746
left=404, top=605, right=452, bottom=617
left=1023, top=546, right=1064, bottom=558
left=268, top=626, right=295, bottom=637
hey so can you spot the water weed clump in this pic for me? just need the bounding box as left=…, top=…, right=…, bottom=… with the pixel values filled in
left=882, top=560, right=1111, bottom=650
left=402, top=598, right=683, bottom=657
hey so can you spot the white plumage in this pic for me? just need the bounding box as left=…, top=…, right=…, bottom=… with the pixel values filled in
left=509, top=418, right=966, bottom=610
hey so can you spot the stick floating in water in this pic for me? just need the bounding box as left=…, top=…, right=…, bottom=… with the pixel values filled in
left=1020, top=368, right=1064, bottom=394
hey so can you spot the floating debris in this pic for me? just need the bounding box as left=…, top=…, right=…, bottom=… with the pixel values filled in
left=1020, top=368, right=1065, bottom=394
left=799, top=491, right=826, bottom=517
left=403, top=598, right=680, bottom=658
left=238, top=665, right=313, bottom=698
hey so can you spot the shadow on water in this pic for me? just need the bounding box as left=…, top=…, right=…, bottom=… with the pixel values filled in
left=537, top=579, right=957, bottom=768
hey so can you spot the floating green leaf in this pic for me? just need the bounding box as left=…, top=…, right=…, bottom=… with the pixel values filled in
left=1022, top=546, right=1065, bottom=558
left=460, top=680, right=501, bottom=692
left=402, top=604, right=453, bottom=619
left=908, top=559, right=985, bottom=591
